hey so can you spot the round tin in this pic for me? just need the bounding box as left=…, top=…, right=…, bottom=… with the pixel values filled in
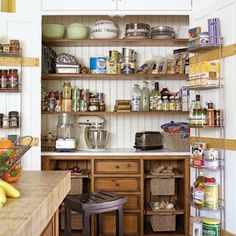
left=204, top=148, right=220, bottom=168
left=204, top=183, right=219, bottom=209
left=202, top=218, right=220, bottom=236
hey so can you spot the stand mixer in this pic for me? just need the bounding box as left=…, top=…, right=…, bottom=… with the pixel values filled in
left=77, top=116, right=108, bottom=150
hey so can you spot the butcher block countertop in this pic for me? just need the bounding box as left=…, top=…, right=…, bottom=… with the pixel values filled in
left=0, top=171, right=70, bottom=236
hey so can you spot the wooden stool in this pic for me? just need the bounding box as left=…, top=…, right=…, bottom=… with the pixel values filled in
left=64, top=191, right=127, bottom=236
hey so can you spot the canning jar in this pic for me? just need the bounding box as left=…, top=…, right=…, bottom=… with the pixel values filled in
left=2, top=115, right=9, bottom=128
left=9, top=111, right=20, bottom=128
left=169, top=96, right=176, bottom=111
left=8, top=69, right=19, bottom=90
left=62, top=82, right=72, bottom=99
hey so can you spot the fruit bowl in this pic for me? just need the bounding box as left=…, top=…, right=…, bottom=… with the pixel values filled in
left=0, top=136, right=33, bottom=180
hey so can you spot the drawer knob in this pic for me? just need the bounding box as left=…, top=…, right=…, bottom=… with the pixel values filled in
left=116, top=165, right=120, bottom=169
left=127, top=163, right=131, bottom=167
left=115, top=183, right=120, bottom=187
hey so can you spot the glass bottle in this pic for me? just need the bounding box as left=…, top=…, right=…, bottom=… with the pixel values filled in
left=156, top=96, right=163, bottom=111
left=194, top=95, right=202, bottom=126
left=189, top=100, right=196, bottom=126
left=150, top=82, right=160, bottom=111
left=207, top=102, right=215, bottom=126
left=175, top=96, right=181, bottom=111
left=131, top=84, right=142, bottom=112
left=141, top=81, right=150, bottom=111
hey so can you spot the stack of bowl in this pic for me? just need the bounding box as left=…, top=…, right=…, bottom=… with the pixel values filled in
left=124, top=23, right=150, bottom=39
left=149, top=26, right=176, bottom=39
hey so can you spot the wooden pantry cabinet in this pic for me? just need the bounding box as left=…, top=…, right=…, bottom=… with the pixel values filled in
left=42, top=155, right=190, bottom=236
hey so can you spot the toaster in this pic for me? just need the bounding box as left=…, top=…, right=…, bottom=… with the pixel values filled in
left=134, top=131, right=163, bottom=150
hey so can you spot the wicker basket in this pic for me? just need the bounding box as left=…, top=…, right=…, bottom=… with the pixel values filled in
left=68, top=173, right=83, bottom=195
left=150, top=213, right=176, bottom=232
left=60, top=207, right=82, bottom=230
left=150, top=178, right=175, bottom=195
left=163, top=132, right=190, bottom=152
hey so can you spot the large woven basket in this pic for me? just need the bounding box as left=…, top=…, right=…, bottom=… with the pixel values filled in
left=150, top=178, right=175, bottom=195
left=150, top=213, right=176, bottom=232
left=163, top=132, right=190, bottom=152
left=68, top=173, right=83, bottom=195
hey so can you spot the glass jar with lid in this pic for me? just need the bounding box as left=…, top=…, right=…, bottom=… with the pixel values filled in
left=162, top=96, right=170, bottom=111
left=0, top=70, right=8, bottom=90
left=169, top=96, right=176, bottom=111
left=175, top=96, right=182, bottom=111
left=9, top=111, right=20, bottom=128
left=156, top=96, right=163, bottom=111
left=62, top=82, right=72, bottom=99
left=8, top=69, right=19, bottom=91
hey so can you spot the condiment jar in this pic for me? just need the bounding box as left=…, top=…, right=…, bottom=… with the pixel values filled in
left=8, top=69, right=19, bottom=91
left=156, top=96, right=163, bottom=111
left=207, top=102, right=215, bottom=126
left=169, top=96, right=176, bottom=111
left=215, top=109, right=221, bottom=126
left=2, top=115, right=9, bottom=128
left=0, top=70, right=8, bottom=90
left=9, top=111, right=20, bottom=128
left=175, top=96, right=181, bottom=111
left=162, top=96, right=170, bottom=111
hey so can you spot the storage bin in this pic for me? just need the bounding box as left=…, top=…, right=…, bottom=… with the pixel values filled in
left=60, top=207, right=82, bottom=230
left=68, top=173, right=83, bottom=195
left=150, top=178, right=175, bottom=195
left=163, top=132, right=190, bottom=152
left=150, top=213, right=176, bottom=232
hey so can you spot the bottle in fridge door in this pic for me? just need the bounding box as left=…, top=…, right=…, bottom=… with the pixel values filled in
left=131, top=84, right=142, bottom=112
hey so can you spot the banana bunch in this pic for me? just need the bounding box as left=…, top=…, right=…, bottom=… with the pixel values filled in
left=0, top=179, right=20, bottom=207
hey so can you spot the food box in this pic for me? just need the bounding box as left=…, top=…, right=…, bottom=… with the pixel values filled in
left=189, top=27, right=201, bottom=40
left=90, top=57, right=107, bottom=74
left=56, top=64, right=80, bottom=74
left=200, top=60, right=220, bottom=79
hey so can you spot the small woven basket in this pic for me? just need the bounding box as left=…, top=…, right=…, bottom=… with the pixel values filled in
left=150, top=178, right=175, bottom=195
left=150, top=213, right=176, bottom=232
left=68, top=173, right=83, bottom=195
left=163, top=132, right=190, bottom=152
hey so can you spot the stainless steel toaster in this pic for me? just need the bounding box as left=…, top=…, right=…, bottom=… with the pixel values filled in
left=134, top=131, right=163, bottom=150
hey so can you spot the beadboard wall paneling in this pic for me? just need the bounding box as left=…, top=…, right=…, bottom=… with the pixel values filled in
left=42, top=15, right=189, bottom=148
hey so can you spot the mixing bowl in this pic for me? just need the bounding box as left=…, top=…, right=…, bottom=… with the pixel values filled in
left=92, top=20, right=118, bottom=39
left=67, top=23, right=88, bottom=39
left=85, top=128, right=108, bottom=149
left=42, top=24, right=65, bottom=39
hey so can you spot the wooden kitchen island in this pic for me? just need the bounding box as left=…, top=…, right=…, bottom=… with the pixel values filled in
left=42, top=149, right=190, bottom=236
left=0, top=171, right=70, bottom=236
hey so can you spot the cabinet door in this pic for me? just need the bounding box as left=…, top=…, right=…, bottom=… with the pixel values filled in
left=117, top=0, right=191, bottom=11
left=42, top=0, right=116, bottom=11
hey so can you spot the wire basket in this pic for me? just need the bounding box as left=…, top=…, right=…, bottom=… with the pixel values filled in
left=0, top=136, right=33, bottom=178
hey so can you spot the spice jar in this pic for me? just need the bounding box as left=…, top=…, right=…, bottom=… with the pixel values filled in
left=0, top=113, right=3, bottom=128
left=98, top=93, right=106, bottom=111
left=207, top=102, right=215, bottom=126
left=175, top=96, right=181, bottom=111
left=162, top=96, right=170, bottom=111
left=9, top=111, right=20, bottom=128
left=0, top=70, right=8, bottom=90
left=2, top=115, right=9, bottom=128
left=215, top=110, right=221, bottom=126
left=8, top=69, right=19, bottom=90
left=156, top=96, right=163, bottom=111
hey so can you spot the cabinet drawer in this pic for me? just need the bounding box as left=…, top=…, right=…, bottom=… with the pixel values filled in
left=103, top=212, right=140, bottom=234
left=124, top=195, right=141, bottom=210
left=94, top=177, right=140, bottom=192
left=94, top=160, right=140, bottom=174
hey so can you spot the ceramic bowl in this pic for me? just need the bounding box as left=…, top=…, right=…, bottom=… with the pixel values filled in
left=67, top=23, right=89, bottom=39
left=42, top=24, right=65, bottom=39
left=92, top=20, right=119, bottom=39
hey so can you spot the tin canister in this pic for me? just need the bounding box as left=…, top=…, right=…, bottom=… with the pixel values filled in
left=202, top=218, right=221, bottom=236
left=204, top=183, right=219, bottom=209
left=204, top=148, right=220, bottom=168
left=72, top=99, right=78, bottom=112
left=90, top=57, right=107, bottom=74
left=80, top=100, right=88, bottom=112
left=62, top=99, right=72, bottom=112
left=72, top=88, right=79, bottom=100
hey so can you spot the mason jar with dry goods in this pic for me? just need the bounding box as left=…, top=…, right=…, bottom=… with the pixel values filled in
left=8, top=69, right=19, bottom=91
left=9, top=111, right=20, bottom=128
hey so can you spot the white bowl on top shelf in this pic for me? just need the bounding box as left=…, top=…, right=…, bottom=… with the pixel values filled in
left=92, top=20, right=119, bottom=39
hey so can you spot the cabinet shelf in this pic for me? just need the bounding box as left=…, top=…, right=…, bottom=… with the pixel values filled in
left=42, top=111, right=189, bottom=116
left=187, top=85, right=220, bottom=91
left=0, top=90, right=20, bottom=93
left=190, top=164, right=223, bottom=171
left=42, top=73, right=189, bottom=81
left=190, top=125, right=223, bottom=128
left=189, top=45, right=220, bottom=53
left=42, top=38, right=189, bottom=47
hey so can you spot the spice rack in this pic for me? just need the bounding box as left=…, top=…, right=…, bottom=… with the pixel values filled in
left=189, top=39, right=225, bottom=235
left=0, top=47, right=22, bottom=137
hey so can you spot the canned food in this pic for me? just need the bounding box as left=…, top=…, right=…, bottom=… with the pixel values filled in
left=202, top=218, right=220, bottom=236
left=62, top=99, right=72, bottom=112
left=204, top=148, right=220, bottom=168
left=80, top=100, right=88, bottom=112
left=191, top=142, right=207, bottom=167
left=204, top=183, right=219, bottom=209
left=72, top=88, right=79, bottom=100
left=72, top=99, right=78, bottom=112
